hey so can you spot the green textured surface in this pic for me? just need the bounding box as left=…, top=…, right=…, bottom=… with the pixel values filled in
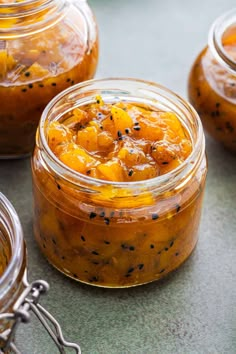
left=1, top=0, right=236, bottom=353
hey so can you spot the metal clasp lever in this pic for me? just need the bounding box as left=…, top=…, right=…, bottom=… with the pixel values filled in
left=0, top=280, right=81, bottom=354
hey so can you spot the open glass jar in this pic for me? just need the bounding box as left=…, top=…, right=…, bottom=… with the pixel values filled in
left=32, top=78, right=207, bottom=288
left=188, top=9, right=236, bottom=153
left=0, top=0, right=98, bottom=159
left=0, top=192, right=81, bottom=353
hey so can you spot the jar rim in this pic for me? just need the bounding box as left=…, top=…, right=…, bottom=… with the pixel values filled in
left=0, top=193, right=24, bottom=301
left=38, top=77, right=205, bottom=192
left=208, top=8, right=236, bottom=74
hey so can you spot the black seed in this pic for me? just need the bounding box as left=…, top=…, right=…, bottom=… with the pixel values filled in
left=61, top=256, right=66, bottom=260
left=28, top=83, right=33, bottom=89
left=117, top=130, right=122, bottom=137
left=67, top=78, right=71, bottom=82
left=91, top=276, right=98, bottom=282
left=165, top=247, right=169, bottom=251
left=100, top=126, right=103, bottom=130
left=39, top=83, right=44, bottom=88
left=162, top=161, right=169, bottom=165
left=215, top=110, right=220, bottom=116
left=138, top=264, right=144, bottom=270
left=71, top=80, right=74, bottom=85
left=57, top=183, right=61, bottom=190
left=24, top=71, right=30, bottom=77
left=104, top=241, right=110, bottom=245
left=110, top=211, right=115, bottom=218
left=51, top=82, right=57, bottom=86
left=86, top=170, right=91, bottom=175
left=216, top=102, right=220, bottom=108
left=230, top=82, right=235, bottom=86
left=84, top=270, right=88, bottom=273
left=133, top=126, right=141, bottom=131
left=96, top=99, right=100, bottom=104
left=169, top=241, right=174, bottom=248
left=125, top=274, right=131, bottom=277
left=150, top=244, right=155, bottom=249
left=175, top=252, right=179, bottom=256
left=125, top=128, right=130, bottom=134
left=128, top=169, right=133, bottom=177
left=110, top=115, right=113, bottom=120
left=226, top=121, right=234, bottom=132
left=159, top=269, right=165, bottom=273
left=89, top=212, right=97, bottom=219
left=81, top=235, right=86, bottom=242
left=99, top=211, right=105, bottom=217
left=22, top=88, right=27, bottom=92
left=129, top=246, right=135, bottom=251
left=157, top=251, right=162, bottom=255
left=211, top=111, right=216, bottom=117
left=121, top=244, right=127, bottom=249
left=176, top=204, right=181, bottom=212
left=52, top=238, right=57, bottom=245
left=43, top=243, right=46, bottom=249
left=73, top=274, right=78, bottom=278
left=197, top=88, right=201, bottom=97
left=93, top=261, right=99, bottom=265
left=152, top=213, right=159, bottom=220
left=92, top=251, right=99, bottom=255
left=128, top=267, right=134, bottom=273
left=104, top=217, right=110, bottom=225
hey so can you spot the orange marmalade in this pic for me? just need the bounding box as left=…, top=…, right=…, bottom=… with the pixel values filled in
left=0, top=0, right=98, bottom=158
left=32, top=79, right=207, bottom=288
left=188, top=10, right=236, bottom=152
left=47, top=96, right=192, bottom=182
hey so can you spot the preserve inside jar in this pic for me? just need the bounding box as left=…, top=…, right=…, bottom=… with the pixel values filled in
left=0, top=0, right=99, bottom=159
left=188, top=9, right=236, bottom=152
left=32, top=78, right=207, bottom=288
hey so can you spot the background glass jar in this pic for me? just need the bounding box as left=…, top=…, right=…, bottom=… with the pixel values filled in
left=0, top=193, right=81, bottom=353
left=0, top=0, right=99, bottom=159
left=188, top=9, right=236, bottom=153
left=32, top=78, right=207, bottom=288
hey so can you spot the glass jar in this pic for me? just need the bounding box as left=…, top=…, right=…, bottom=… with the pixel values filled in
left=32, top=78, right=207, bottom=288
left=0, top=0, right=99, bottom=159
left=188, top=9, right=236, bottom=153
left=0, top=192, right=81, bottom=353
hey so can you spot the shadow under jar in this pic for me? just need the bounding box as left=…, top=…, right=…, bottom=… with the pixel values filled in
left=188, top=9, right=236, bottom=153
left=32, top=78, right=207, bottom=288
left=0, top=0, right=98, bottom=159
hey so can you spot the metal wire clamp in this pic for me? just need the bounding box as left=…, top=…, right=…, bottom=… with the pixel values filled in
left=0, top=280, right=81, bottom=354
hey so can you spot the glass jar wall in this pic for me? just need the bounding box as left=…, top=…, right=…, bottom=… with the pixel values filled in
left=0, top=193, right=26, bottom=344
left=0, top=0, right=99, bottom=158
left=188, top=9, right=236, bottom=153
left=32, top=78, right=207, bottom=288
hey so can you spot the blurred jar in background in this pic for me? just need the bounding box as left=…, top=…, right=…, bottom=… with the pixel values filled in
left=188, top=9, right=236, bottom=153
left=0, top=0, right=99, bottom=158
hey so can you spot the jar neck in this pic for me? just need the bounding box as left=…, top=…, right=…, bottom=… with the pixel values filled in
left=0, top=0, right=67, bottom=38
left=208, top=8, right=236, bottom=75
left=0, top=193, right=25, bottom=312
left=37, top=78, right=205, bottom=201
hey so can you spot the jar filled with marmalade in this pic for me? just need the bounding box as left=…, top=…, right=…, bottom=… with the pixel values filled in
left=188, top=9, right=236, bottom=152
left=0, top=0, right=98, bottom=158
left=32, top=78, right=207, bottom=288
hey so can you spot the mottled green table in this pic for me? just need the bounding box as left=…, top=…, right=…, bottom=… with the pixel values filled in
left=1, top=0, right=236, bottom=353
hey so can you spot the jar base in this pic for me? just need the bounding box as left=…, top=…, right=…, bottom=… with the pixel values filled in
left=0, top=152, right=31, bottom=160
left=43, top=242, right=198, bottom=289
